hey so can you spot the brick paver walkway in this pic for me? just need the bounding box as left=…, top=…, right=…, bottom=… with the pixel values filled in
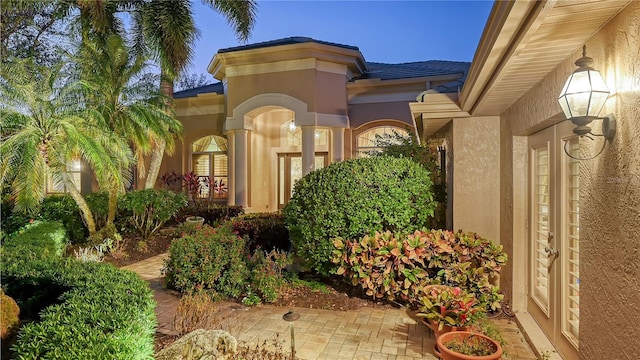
left=122, top=254, right=538, bottom=360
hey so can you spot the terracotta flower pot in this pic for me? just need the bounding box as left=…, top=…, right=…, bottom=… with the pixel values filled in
left=422, top=318, right=469, bottom=337
left=436, top=331, right=503, bottom=360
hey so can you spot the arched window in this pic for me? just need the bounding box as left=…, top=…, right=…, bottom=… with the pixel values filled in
left=191, top=135, right=228, bottom=199
left=356, top=126, right=410, bottom=157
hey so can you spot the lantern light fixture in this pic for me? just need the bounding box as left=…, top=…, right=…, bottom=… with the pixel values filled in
left=289, top=119, right=296, bottom=132
left=558, top=45, right=616, bottom=159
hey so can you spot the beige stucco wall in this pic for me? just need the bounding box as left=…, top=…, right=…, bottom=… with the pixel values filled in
left=226, top=69, right=348, bottom=116
left=452, top=116, right=501, bottom=243
left=501, top=3, right=640, bottom=358
left=348, top=101, right=415, bottom=129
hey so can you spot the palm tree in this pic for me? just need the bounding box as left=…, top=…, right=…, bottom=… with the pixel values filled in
left=0, top=58, right=130, bottom=234
left=138, top=0, right=257, bottom=188
left=76, top=32, right=183, bottom=224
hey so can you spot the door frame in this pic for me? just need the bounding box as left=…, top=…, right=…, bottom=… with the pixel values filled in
left=277, top=152, right=328, bottom=209
left=527, top=121, right=580, bottom=360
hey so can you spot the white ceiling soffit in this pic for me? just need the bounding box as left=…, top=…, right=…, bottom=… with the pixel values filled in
left=460, top=0, right=632, bottom=116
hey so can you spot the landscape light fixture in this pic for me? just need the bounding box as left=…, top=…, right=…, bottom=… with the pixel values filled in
left=282, top=310, right=300, bottom=360
left=558, top=45, right=616, bottom=159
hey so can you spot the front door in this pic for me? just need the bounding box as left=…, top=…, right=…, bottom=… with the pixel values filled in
left=278, top=153, right=327, bottom=209
left=528, top=121, right=580, bottom=359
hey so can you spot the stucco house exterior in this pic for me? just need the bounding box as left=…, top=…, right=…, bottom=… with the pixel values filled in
left=164, top=37, right=469, bottom=212
left=165, top=1, right=639, bottom=359
left=411, top=1, right=639, bottom=359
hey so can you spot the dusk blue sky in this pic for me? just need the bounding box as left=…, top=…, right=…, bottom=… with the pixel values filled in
left=188, top=1, right=494, bottom=76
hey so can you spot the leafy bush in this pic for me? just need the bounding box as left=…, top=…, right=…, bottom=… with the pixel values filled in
left=332, top=229, right=507, bottom=310
left=165, top=224, right=290, bottom=304
left=40, top=195, right=88, bottom=244
left=2, top=220, right=67, bottom=259
left=164, top=224, right=248, bottom=297
left=177, top=202, right=244, bottom=225
left=230, top=213, right=290, bottom=252
left=1, top=255, right=156, bottom=359
left=0, top=200, right=33, bottom=236
left=119, top=189, right=187, bottom=239
left=84, top=192, right=110, bottom=229
left=246, top=250, right=290, bottom=303
left=373, top=131, right=447, bottom=229
left=284, top=156, right=436, bottom=275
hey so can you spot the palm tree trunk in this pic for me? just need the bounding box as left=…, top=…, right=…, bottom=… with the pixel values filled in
left=63, top=173, right=97, bottom=235
left=144, top=75, right=173, bottom=189
left=107, top=186, right=118, bottom=225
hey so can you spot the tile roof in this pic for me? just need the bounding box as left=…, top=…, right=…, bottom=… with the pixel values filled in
left=173, top=40, right=471, bottom=98
left=218, top=36, right=359, bottom=53
left=354, top=60, right=470, bottom=93
left=173, top=82, right=224, bottom=99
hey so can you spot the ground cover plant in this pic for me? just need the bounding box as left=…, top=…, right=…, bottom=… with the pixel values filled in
left=1, top=225, right=156, bottom=359
left=1, top=220, right=67, bottom=259
left=284, top=156, right=436, bottom=276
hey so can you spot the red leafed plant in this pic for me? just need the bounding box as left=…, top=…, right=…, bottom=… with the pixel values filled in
left=416, top=285, right=485, bottom=330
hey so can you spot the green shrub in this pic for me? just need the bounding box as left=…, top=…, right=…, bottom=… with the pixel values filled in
left=284, top=156, right=436, bottom=275
left=1, top=199, right=33, bottom=236
left=119, top=189, right=187, bottom=239
left=332, top=229, right=507, bottom=310
left=85, top=192, right=110, bottom=229
left=164, top=224, right=248, bottom=297
left=178, top=203, right=244, bottom=225
left=246, top=249, right=290, bottom=303
left=230, top=212, right=290, bottom=252
left=1, top=256, right=156, bottom=359
left=165, top=224, right=290, bottom=304
left=2, top=220, right=67, bottom=259
left=373, top=131, right=447, bottom=229
left=40, top=195, right=88, bottom=244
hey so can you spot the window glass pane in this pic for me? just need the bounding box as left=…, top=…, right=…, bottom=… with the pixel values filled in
left=192, top=154, right=210, bottom=177
left=287, top=127, right=302, bottom=147
left=356, top=126, right=410, bottom=157
left=213, top=155, right=228, bottom=176
left=192, top=135, right=227, bottom=152
left=315, top=129, right=328, bottom=146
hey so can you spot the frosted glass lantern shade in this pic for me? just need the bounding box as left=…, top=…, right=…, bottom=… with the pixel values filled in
left=558, top=69, right=609, bottom=121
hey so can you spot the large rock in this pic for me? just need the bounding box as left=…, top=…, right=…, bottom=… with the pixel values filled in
left=156, top=329, right=237, bottom=360
left=1, top=289, right=20, bottom=339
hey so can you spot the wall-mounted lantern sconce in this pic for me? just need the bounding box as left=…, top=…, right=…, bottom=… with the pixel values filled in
left=558, top=45, right=615, bottom=159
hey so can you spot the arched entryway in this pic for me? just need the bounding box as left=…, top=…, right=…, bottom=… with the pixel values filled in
left=225, top=93, right=348, bottom=211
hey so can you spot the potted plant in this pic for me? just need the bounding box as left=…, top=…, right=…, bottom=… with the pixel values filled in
left=417, top=285, right=485, bottom=337
left=436, top=331, right=503, bottom=360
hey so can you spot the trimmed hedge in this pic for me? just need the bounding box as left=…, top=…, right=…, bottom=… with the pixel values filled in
left=2, top=220, right=67, bottom=259
left=1, top=254, right=156, bottom=359
left=229, top=212, right=290, bottom=252
left=165, top=224, right=248, bottom=297
left=284, top=156, right=436, bottom=275
left=1, top=219, right=156, bottom=359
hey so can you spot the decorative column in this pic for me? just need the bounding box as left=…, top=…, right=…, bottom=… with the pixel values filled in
left=331, top=127, right=344, bottom=163
left=226, top=131, right=235, bottom=205
left=234, top=129, right=248, bottom=207
left=301, top=125, right=316, bottom=175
